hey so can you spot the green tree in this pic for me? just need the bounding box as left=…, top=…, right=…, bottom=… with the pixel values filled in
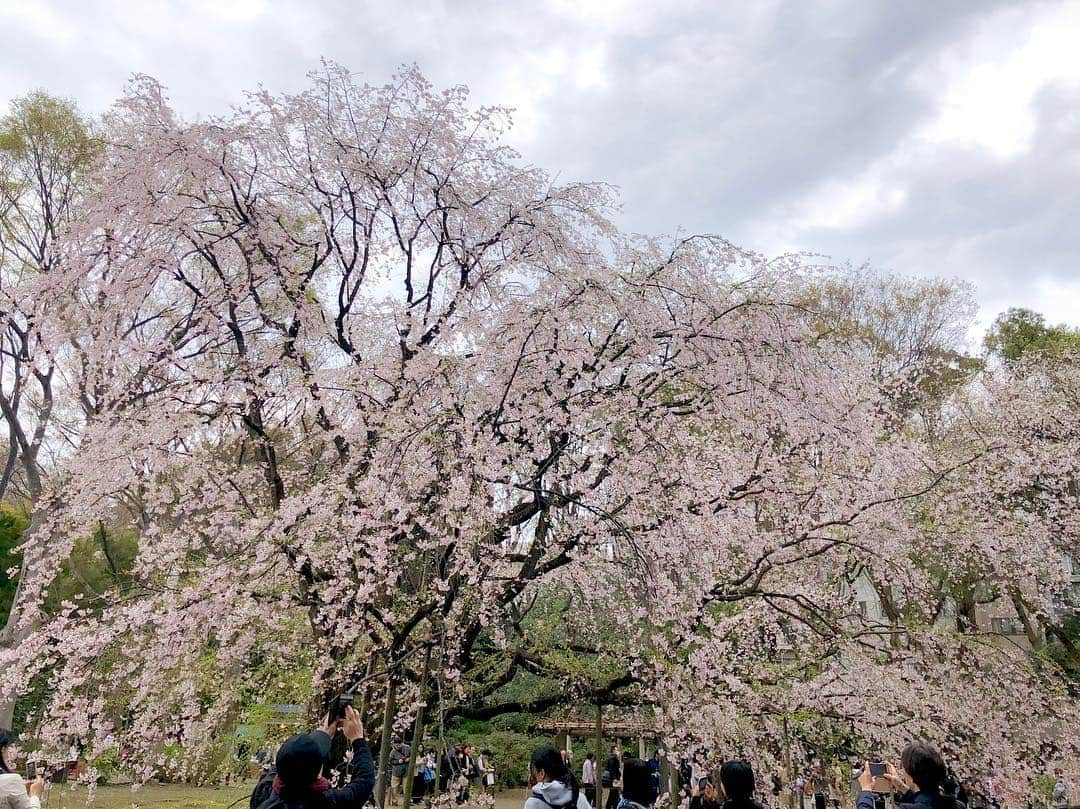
left=0, top=91, right=100, bottom=727
left=0, top=503, right=29, bottom=622
left=983, top=307, right=1080, bottom=361
left=42, top=522, right=138, bottom=614
left=1042, top=614, right=1080, bottom=690
left=982, top=308, right=1080, bottom=688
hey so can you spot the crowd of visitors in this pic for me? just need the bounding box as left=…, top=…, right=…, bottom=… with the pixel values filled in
left=550, top=741, right=1073, bottom=809
left=435, top=742, right=496, bottom=802
left=0, top=715, right=1070, bottom=809
left=782, top=753, right=1072, bottom=809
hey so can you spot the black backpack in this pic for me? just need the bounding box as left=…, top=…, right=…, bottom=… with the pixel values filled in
left=252, top=768, right=277, bottom=809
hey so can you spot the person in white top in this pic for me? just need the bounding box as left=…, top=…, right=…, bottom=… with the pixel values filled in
left=0, top=730, right=44, bottom=809
left=582, top=753, right=597, bottom=807
left=479, top=750, right=496, bottom=792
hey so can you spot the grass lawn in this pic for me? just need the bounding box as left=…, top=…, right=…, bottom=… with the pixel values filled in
left=44, top=783, right=251, bottom=809
left=42, top=784, right=526, bottom=809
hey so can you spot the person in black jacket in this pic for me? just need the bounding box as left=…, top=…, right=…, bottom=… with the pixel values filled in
left=253, top=706, right=374, bottom=809
left=942, top=769, right=967, bottom=809
left=604, top=748, right=623, bottom=809
left=440, top=744, right=462, bottom=793
left=854, top=743, right=958, bottom=809
left=690, top=775, right=721, bottom=809
left=620, top=758, right=655, bottom=809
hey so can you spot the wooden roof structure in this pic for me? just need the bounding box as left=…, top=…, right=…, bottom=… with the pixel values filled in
left=537, top=718, right=659, bottom=738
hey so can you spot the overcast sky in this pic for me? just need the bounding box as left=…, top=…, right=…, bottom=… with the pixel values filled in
left=3, top=0, right=1079, bottom=340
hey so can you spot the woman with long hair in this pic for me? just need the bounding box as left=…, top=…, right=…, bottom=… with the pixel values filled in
left=0, top=729, right=45, bottom=809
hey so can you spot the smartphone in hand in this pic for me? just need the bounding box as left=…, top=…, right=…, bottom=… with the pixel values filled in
left=329, top=692, right=355, bottom=720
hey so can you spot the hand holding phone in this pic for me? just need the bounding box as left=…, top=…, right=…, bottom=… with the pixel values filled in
left=857, top=762, right=878, bottom=793
left=329, top=692, right=355, bottom=720
left=341, top=705, right=364, bottom=742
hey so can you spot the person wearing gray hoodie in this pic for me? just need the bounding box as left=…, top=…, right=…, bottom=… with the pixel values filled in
left=525, top=747, right=592, bottom=809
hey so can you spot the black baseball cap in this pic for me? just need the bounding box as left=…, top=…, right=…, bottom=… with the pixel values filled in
left=276, top=731, right=332, bottom=786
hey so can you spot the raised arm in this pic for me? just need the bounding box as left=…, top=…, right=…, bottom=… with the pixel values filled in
left=325, top=707, right=376, bottom=809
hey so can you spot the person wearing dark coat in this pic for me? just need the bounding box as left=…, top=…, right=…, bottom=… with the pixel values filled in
left=647, top=754, right=661, bottom=806
left=690, top=775, right=722, bottom=809
left=253, top=706, right=374, bottom=809
left=604, top=748, right=624, bottom=809
left=457, top=744, right=478, bottom=803
left=439, top=746, right=456, bottom=793
left=855, top=743, right=958, bottom=809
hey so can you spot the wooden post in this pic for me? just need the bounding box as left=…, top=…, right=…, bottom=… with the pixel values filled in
left=435, top=659, right=449, bottom=799
left=783, top=715, right=795, bottom=809
left=668, top=752, right=678, bottom=809
left=374, top=677, right=398, bottom=808
left=402, top=647, right=431, bottom=808
left=659, top=751, right=670, bottom=808
left=595, top=705, right=604, bottom=809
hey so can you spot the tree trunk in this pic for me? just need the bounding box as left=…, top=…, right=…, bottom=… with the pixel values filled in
left=668, top=753, right=678, bottom=809
left=1008, top=588, right=1045, bottom=650
left=374, top=677, right=398, bottom=808
left=358, top=656, right=379, bottom=733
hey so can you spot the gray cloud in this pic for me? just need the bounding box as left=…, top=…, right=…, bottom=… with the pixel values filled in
left=1, top=0, right=1076, bottom=332
left=762, top=76, right=1080, bottom=332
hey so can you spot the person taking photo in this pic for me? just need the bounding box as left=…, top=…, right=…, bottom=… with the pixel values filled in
left=855, top=743, right=957, bottom=809
left=0, top=730, right=45, bottom=809
left=254, top=705, right=373, bottom=809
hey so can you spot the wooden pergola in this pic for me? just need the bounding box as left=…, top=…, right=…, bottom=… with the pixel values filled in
left=537, top=718, right=660, bottom=758
left=536, top=711, right=684, bottom=809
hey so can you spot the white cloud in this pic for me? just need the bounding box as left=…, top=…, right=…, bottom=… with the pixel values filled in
left=915, top=2, right=1080, bottom=158
left=192, top=0, right=269, bottom=22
